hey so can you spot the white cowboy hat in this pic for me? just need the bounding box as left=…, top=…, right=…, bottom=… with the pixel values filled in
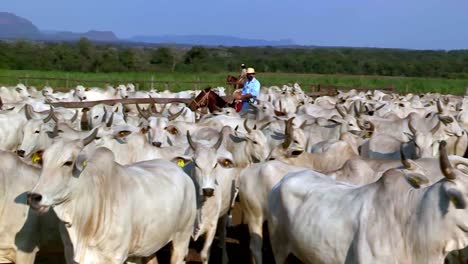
left=246, top=67, right=256, bottom=74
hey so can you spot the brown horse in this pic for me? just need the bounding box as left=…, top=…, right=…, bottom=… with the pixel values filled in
left=188, top=87, right=233, bottom=113
left=226, top=75, right=246, bottom=89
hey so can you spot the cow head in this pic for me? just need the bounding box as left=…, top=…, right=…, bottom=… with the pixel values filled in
left=236, top=120, right=270, bottom=163
left=17, top=109, right=60, bottom=158
left=436, top=141, right=468, bottom=237
left=116, top=84, right=132, bottom=99
left=267, top=117, right=305, bottom=160
left=329, top=104, right=363, bottom=135
left=28, top=128, right=98, bottom=214
left=73, top=85, right=87, bottom=101
left=183, top=130, right=235, bottom=198
left=145, top=116, right=180, bottom=148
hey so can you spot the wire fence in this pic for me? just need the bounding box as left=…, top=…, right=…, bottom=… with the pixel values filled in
left=0, top=74, right=396, bottom=96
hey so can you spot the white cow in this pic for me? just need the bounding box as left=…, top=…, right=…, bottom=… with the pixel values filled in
left=267, top=141, right=468, bottom=264
left=0, top=151, right=68, bottom=264
left=28, top=132, right=197, bottom=264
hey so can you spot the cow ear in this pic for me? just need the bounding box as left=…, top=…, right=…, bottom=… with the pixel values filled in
left=446, top=188, right=467, bottom=209
left=72, top=154, right=88, bottom=178
left=404, top=173, right=429, bottom=189
left=172, top=156, right=192, bottom=168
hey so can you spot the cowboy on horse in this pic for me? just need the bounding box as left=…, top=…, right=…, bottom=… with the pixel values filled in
left=233, top=67, right=261, bottom=111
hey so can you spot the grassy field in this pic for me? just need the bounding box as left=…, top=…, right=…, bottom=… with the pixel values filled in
left=0, top=69, right=467, bottom=94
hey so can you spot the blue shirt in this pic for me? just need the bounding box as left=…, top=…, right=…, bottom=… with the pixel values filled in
left=242, top=77, right=261, bottom=99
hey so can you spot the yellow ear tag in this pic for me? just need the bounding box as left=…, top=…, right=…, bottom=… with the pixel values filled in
left=177, top=159, right=185, bottom=167
left=31, top=153, right=41, bottom=163
left=82, top=161, right=87, bottom=168
left=365, top=132, right=371, bottom=139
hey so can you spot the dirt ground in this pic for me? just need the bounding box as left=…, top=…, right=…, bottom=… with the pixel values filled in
left=35, top=202, right=301, bottom=264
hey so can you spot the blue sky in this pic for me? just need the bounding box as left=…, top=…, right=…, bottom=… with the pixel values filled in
left=3, top=0, right=468, bottom=50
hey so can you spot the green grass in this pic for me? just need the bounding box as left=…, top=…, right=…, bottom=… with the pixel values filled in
left=0, top=69, right=467, bottom=94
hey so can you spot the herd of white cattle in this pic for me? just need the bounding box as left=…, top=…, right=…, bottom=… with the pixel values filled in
left=0, top=82, right=467, bottom=264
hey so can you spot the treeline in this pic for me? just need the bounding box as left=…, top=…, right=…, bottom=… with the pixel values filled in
left=0, top=38, right=467, bottom=78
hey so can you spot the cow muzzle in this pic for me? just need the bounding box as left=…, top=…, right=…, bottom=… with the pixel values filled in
left=27, top=192, right=42, bottom=206
left=152, top=141, right=162, bottom=148
left=202, top=188, right=215, bottom=197
left=26, top=192, right=50, bottom=214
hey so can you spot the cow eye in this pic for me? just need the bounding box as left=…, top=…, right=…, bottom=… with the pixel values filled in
left=94, top=115, right=99, bottom=119
left=349, top=123, right=354, bottom=126
left=218, top=158, right=234, bottom=168
left=34, top=130, right=40, bottom=134
left=252, top=140, right=258, bottom=145
left=293, top=140, right=299, bottom=144
left=64, top=161, right=73, bottom=166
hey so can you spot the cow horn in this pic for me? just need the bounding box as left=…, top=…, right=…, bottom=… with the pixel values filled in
left=439, top=140, right=456, bottom=180
left=25, top=104, right=34, bottom=120
left=106, top=112, right=114, bottom=127
left=436, top=99, right=443, bottom=113
left=213, top=132, right=224, bottom=150
left=81, top=108, right=90, bottom=131
left=101, top=107, right=108, bottom=124
left=335, top=104, right=346, bottom=117
left=186, top=130, right=196, bottom=150
left=431, top=121, right=441, bottom=134
left=0, top=96, right=3, bottom=110
left=43, top=108, right=53, bottom=123
left=123, top=109, right=128, bottom=123
left=259, top=121, right=271, bottom=130
left=279, top=100, right=283, bottom=112
left=136, top=104, right=150, bottom=119
left=400, top=143, right=413, bottom=169
left=353, top=101, right=361, bottom=118
left=154, top=103, right=167, bottom=115
left=375, top=103, right=386, bottom=111
left=82, top=128, right=98, bottom=146
left=282, top=117, right=294, bottom=149
left=367, top=121, right=375, bottom=132
left=243, top=119, right=252, bottom=133
left=168, top=108, right=185, bottom=121
left=70, top=110, right=79, bottom=123
left=408, top=120, right=417, bottom=135
left=48, top=123, right=59, bottom=138
left=148, top=95, right=158, bottom=114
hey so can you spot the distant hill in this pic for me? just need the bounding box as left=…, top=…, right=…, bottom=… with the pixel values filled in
left=130, top=34, right=295, bottom=47
left=42, top=30, right=119, bottom=42
left=0, top=12, right=295, bottom=46
left=0, top=12, right=41, bottom=39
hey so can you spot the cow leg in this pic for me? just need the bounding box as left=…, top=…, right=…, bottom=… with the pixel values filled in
left=268, top=218, right=288, bottom=264
left=16, top=251, right=38, bottom=264
left=59, top=222, right=75, bottom=264
left=200, top=225, right=216, bottom=264
left=170, top=232, right=191, bottom=264
left=141, top=255, right=159, bottom=264
left=246, top=216, right=263, bottom=264
left=216, top=215, right=229, bottom=264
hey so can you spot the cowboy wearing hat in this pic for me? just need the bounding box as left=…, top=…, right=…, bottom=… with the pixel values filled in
left=234, top=67, right=260, bottom=111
